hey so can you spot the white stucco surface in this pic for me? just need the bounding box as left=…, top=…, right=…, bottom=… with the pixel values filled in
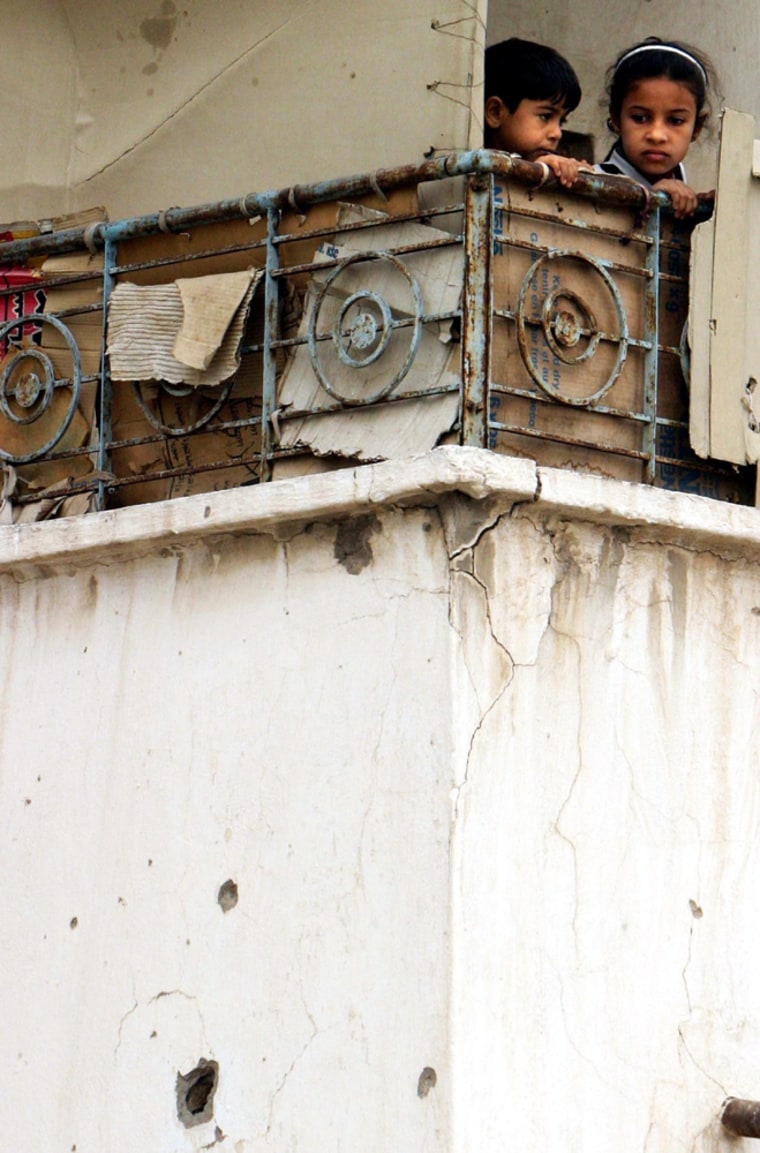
left=0, top=0, right=485, bottom=221
left=3, top=448, right=760, bottom=1151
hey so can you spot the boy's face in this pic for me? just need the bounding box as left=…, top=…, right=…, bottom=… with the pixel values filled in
left=485, top=95, right=567, bottom=159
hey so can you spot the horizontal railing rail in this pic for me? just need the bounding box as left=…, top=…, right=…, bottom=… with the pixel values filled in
left=0, top=151, right=749, bottom=519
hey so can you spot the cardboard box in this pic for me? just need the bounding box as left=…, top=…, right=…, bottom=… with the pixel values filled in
left=488, top=181, right=749, bottom=500
left=276, top=203, right=462, bottom=464
left=107, top=189, right=420, bottom=502
left=0, top=250, right=106, bottom=494
left=107, top=276, right=265, bottom=506
left=40, top=251, right=104, bottom=380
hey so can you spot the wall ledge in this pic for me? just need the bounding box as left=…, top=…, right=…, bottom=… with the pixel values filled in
left=0, top=448, right=758, bottom=573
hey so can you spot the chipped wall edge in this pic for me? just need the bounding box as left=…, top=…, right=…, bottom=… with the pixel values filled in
left=1, top=447, right=759, bottom=575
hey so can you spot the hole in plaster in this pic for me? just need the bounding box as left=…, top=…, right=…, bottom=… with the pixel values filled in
left=417, top=1067, right=437, bottom=1097
left=689, top=899, right=703, bottom=919
left=333, top=515, right=380, bottom=575
left=69, top=917, right=78, bottom=930
left=218, top=879, right=238, bottom=912
left=176, top=1059, right=219, bottom=1128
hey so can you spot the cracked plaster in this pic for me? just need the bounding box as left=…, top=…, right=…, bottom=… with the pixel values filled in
left=7, top=0, right=484, bottom=219
left=4, top=449, right=760, bottom=1151
left=447, top=480, right=760, bottom=1153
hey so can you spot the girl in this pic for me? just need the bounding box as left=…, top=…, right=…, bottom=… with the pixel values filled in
left=598, top=37, right=716, bottom=218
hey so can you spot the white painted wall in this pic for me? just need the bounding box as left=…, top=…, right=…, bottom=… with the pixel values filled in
left=3, top=449, right=760, bottom=1151
left=0, top=4, right=78, bottom=220
left=2, top=469, right=456, bottom=1151
left=0, top=0, right=485, bottom=222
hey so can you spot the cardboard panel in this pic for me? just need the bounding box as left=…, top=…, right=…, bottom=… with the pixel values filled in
left=108, top=191, right=425, bottom=502
left=489, top=181, right=747, bottom=499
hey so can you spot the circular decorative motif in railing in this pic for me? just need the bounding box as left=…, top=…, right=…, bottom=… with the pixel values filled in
left=0, top=313, right=81, bottom=464
left=129, top=377, right=235, bottom=436
left=307, top=250, right=423, bottom=406
left=516, top=251, right=629, bottom=407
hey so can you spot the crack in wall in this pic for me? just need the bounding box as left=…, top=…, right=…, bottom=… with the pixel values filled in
left=551, top=960, right=632, bottom=1099
left=677, top=1026, right=727, bottom=1095
left=149, top=988, right=210, bottom=1052
left=114, top=992, right=139, bottom=1060
left=262, top=1019, right=319, bottom=1140
left=81, top=6, right=319, bottom=184
left=682, top=923, right=695, bottom=1015
left=448, top=528, right=516, bottom=824
left=552, top=755, right=582, bottom=954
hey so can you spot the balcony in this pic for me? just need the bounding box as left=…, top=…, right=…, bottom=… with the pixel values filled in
left=0, top=149, right=752, bottom=522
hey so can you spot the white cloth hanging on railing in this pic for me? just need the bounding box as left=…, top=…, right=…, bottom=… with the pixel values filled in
left=107, top=269, right=261, bottom=386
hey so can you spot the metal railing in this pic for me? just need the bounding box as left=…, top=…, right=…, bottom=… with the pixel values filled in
left=0, top=150, right=751, bottom=517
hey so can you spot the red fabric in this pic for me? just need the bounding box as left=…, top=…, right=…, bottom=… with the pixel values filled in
left=0, top=270, right=46, bottom=356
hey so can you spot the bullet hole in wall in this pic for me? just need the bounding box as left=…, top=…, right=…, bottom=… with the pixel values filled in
left=417, top=1067, right=437, bottom=1097
left=333, top=515, right=380, bottom=575
left=176, top=1059, right=219, bottom=1128
left=217, top=879, right=238, bottom=913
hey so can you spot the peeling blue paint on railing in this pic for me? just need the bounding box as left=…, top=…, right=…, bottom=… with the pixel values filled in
left=0, top=151, right=748, bottom=515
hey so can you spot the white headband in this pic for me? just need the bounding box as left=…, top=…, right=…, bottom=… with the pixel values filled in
left=615, top=44, right=707, bottom=88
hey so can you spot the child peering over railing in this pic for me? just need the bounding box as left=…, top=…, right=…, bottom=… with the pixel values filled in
left=0, top=151, right=750, bottom=522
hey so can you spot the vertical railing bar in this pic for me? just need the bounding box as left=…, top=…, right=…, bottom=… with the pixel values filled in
left=461, top=173, right=493, bottom=447
left=642, top=206, right=661, bottom=484
left=96, top=235, right=116, bottom=511
left=259, top=206, right=281, bottom=483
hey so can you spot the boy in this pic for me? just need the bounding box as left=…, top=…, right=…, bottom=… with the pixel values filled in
left=485, top=38, right=587, bottom=187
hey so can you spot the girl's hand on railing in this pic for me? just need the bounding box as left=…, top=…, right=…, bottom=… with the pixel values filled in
left=651, top=178, right=699, bottom=218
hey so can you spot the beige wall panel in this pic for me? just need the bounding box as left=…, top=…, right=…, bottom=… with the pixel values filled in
left=58, top=0, right=485, bottom=219
left=0, top=3, right=77, bottom=219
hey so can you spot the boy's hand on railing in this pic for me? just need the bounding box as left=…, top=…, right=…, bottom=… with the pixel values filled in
left=651, top=178, right=699, bottom=219
left=537, top=154, right=594, bottom=189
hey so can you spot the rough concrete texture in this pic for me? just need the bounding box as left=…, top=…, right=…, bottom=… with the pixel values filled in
left=2, top=449, right=759, bottom=1151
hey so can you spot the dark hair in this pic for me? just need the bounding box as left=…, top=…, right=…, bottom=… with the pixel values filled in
left=485, top=37, right=581, bottom=114
left=605, top=37, right=717, bottom=131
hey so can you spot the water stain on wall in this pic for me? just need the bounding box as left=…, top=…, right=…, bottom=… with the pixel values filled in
left=140, top=1, right=178, bottom=53
left=334, top=516, right=381, bottom=575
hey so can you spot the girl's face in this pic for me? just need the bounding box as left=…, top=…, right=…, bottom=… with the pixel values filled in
left=613, top=77, right=700, bottom=179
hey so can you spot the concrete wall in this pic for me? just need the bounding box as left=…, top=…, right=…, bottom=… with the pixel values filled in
left=4, top=449, right=760, bottom=1150
left=0, top=0, right=485, bottom=222
left=6, top=1, right=758, bottom=222
left=3, top=464, right=456, bottom=1151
